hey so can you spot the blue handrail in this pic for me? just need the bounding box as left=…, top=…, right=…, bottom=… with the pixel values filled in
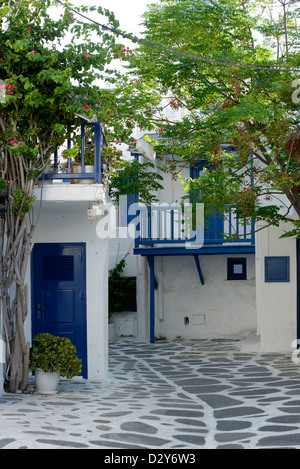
left=41, top=120, right=102, bottom=183
left=134, top=204, right=255, bottom=249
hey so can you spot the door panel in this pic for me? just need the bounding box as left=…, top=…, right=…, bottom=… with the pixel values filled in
left=32, top=243, right=87, bottom=378
left=190, top=163, right=224, bottom=243
left=43, top=289, right=75, bottom=324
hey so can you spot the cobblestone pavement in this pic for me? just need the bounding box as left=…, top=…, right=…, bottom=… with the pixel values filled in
left=1, top=336, right=300, bottom=450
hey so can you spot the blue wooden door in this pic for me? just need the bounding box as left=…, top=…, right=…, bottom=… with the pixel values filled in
left=31, top=243, right=87, bottom=378
left=190, top=163, right=224, bottom=243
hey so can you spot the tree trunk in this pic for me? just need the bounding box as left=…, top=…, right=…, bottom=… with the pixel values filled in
left=2, top=205, right=36, bottom=393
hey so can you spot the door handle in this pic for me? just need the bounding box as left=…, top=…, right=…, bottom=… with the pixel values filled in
left=37, top=304, right=46, bottom=319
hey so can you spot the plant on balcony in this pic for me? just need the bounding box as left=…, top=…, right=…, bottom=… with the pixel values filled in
left=64, top=127, right=95, bottom=167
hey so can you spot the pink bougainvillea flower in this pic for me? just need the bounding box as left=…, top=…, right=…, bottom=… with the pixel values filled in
left=31, top=50, right=35, bottom=53
left=135, top=79, right=139, bottom=83
left=121, top=49, right=126, bottom=52
left=82, top=105, right=91, bottom=109
left=29, top=26, right=33, bottom=31
left=84, top=52, right=89, bottom=58
left=9, top=137, right=17, bottom=144
left=3, top=83, right=16, bottom=95
left=20, top=142, right=24, bottom=145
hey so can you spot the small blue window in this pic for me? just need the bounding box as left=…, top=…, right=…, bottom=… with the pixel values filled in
left=265, top=256, right=290, bottom=282
left=227, top=258, right=247, bottom=280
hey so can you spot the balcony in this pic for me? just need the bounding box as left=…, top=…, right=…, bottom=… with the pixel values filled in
left=34, top=121, right=106, bottom=203
left=134, top=203, right=255, bottom=256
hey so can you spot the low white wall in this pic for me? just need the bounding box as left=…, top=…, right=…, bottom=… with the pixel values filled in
left=26, top=199, right=109, bottom=381
left=256, top=222, right=297, bottom=352
left=137, top=253, right=256, bottom=340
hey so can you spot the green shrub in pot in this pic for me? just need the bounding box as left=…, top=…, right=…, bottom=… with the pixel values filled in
left=29, top=333, right=82, bottom=379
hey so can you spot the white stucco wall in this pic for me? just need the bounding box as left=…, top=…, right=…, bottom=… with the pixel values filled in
left=26, top=185, right=109, bottom=380
left=136, top=253, right=256, bottom=340
left=255, top=222, right=297, bottom=352
left=106, top=152, right=257, bottom=341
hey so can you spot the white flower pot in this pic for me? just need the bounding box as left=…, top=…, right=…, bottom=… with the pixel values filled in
left=35, top=369, right=60, bottom=395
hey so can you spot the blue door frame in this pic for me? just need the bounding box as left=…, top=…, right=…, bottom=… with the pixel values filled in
left=190, top=163, right=224, bottom=243
left=31, top=243, right=87, bottom=378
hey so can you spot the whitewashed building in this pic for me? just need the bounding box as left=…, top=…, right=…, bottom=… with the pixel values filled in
left=2, top=118, right=298, bottom=393
left=108, top=135, right=299, bottom=356
left=23, top=121, right=110, bottom=381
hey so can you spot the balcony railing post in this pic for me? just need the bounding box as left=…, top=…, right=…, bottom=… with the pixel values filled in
left=94, top=121, right=102, bottom=184
left=81, top=123, right=85, bottom=173
left=67, top=138, right=72, bottom=173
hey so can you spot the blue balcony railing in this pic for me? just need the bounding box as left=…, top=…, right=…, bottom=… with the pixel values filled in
left=41, top=121, right=102, bottom=184
left=134, top=204, right=255, bottom=250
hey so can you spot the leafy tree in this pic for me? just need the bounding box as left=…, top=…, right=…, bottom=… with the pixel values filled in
left=0, top=0, right=159, bottom=393
left=109, top=159, right=164, bottom=206
left=128, top=0, right=300, bottom=236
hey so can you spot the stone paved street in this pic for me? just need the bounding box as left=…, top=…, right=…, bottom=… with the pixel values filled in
left=1, top=336, right=300, bottom=449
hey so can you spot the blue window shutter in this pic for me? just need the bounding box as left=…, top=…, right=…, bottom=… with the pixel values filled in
left=265, top=256, right=290, bottom=282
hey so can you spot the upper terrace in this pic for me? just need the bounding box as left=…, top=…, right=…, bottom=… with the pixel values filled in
left=34, top=120, right=106, bottom=204
left=133, top=202, right=255, bottom=256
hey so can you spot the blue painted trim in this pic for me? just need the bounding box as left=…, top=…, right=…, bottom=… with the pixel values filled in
left=31, top=242, right=88, bottom=378
left=41, top=120, right=103, bottom=183
left=146, top=257, right=158, bottom=289
left=134, top=245, right=255, bottom=256
left=94, top=120, right=102, bottom=183
left=265, top=256, right=290, bottom=282
left=134, top=202, right=255, bottom=249
left=146, top=256, right=155, bottom=343
left=194, top=255, right=205, bottom=285
left=43, top=173, right=97, bottom=180
left=136, top=237, right=253, bottom=246
left=81, top=123, right=85, bottom=173
left=227, top=257, right=247, bottom=280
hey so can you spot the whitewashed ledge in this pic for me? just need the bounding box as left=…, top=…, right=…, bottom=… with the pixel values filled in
left=33, top=183, right=106, bottom=203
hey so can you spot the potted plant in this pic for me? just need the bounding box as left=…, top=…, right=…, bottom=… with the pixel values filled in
left=29, top=333, right=82, bottom=394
